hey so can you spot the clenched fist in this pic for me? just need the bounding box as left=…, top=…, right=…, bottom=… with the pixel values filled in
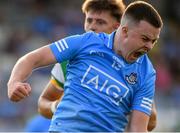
left=7, top=82, right=31, bottom=102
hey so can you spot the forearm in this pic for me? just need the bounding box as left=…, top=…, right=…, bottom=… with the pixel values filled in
left=38, top=97, right=55, bottom=119
left=8, top=54, right=36, bottom=85
left=7, top=53, right=41, bottom=101
left=7, top=45, right=56, bottom=101
left=38, top=81, right=64, bottom=119
left=8, top=45, right=56, bottom=85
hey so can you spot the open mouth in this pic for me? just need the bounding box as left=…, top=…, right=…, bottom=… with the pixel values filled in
left=131, top=50, right=147, bottom=61
left=134, top=51, right=145, bottom=58
left=127, top=50, right=148, bottom=63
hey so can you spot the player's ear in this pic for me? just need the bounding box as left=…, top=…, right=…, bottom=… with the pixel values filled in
left=113, top=22, right=120, bottom=29
left=121, top=26, right=128, bottom=37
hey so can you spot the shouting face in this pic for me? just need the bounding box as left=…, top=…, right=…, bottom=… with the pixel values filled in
left=116, top=20, right=161, bottom=63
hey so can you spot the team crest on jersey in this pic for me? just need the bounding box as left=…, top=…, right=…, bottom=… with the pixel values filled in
left=125, top=72, right=137, bottom=85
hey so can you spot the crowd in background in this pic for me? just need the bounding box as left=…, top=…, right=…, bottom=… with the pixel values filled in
left=0, top=0, right=179, bottom=131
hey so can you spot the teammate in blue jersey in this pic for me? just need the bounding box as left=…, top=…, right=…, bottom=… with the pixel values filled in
left=7, top=1, right=163, bottom=132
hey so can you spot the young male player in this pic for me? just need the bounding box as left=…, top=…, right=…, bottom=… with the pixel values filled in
left=8, top=1, right=163, bottom=132
left=38, top=0, right=157, bottom=131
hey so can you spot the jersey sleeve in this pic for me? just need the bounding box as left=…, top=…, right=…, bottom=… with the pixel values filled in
left=49, top=32, right=93, bottom=63
left=49, top=32, right=96, bottom=88
left=131, top=72, right=156, bottom=116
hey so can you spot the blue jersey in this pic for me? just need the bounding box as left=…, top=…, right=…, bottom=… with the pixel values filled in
left=24, top=115, right=51, bottom=132
left=49, top=31, right=156, bottom=132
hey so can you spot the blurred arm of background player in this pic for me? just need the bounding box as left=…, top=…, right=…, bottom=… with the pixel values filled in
left=37, top=0, right=157, bottom=131
left=38, top=77, right=64, bottom=119
left=38, top=63, right=65, bottom=119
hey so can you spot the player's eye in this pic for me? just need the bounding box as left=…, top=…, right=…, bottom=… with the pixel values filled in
left=96, top=20, right=106, bottom=25
left=86, top=18, right=93, bottom=24
left=142, top=37, right=150, bottom=43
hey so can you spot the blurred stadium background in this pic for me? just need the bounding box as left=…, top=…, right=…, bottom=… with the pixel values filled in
left=0, top=0, right=179, bottom=131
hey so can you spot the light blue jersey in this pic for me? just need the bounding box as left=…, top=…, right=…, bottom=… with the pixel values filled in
left=49, top=31, right=156, bottom=132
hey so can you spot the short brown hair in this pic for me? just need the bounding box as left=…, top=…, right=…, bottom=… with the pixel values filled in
left=122, top=1, right=163, bottom=28
left=82, top=0, right=126, bottom=22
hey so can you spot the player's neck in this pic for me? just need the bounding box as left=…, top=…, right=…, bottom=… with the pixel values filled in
left=113, top=30, right=122, bottom=56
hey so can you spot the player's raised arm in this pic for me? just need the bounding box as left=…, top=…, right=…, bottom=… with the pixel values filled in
left=7, top=45, right=56, bottom=102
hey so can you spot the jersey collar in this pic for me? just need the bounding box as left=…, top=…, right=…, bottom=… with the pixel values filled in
left=107, top=31, right=116, bottom=49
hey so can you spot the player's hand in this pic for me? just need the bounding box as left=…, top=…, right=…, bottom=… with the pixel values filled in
left=7, top=82, right=31, bottom=102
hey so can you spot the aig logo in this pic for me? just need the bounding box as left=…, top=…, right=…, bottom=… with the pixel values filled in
left=81, top=65, right=129, bottom=106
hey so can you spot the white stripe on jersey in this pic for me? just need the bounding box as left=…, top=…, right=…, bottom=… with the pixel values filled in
left=142, top=100, right=152, bottom=107
left=143, top=97, right=153, bottom=103
left=55, top=42, right=62, bottom=52
left=62, top=39, right=69, bottom=49
left=59, top=41, right=65, bottom=51
left=140, top=104, right=152, bottom=111
left=55, top=39, right=69, bottom=53
left=140, top=97, right=153, bottom=111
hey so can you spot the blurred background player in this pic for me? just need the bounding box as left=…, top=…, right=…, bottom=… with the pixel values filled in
left=38, top=0, right=156, bottom=131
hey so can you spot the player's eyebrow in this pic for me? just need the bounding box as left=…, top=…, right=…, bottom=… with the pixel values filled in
left=142, top=34, right=159, bottom=44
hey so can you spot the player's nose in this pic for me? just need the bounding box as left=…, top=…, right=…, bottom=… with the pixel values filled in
left=145, top=42, right=154, bottom=51
left=89, top=22, right=98, bottom=32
